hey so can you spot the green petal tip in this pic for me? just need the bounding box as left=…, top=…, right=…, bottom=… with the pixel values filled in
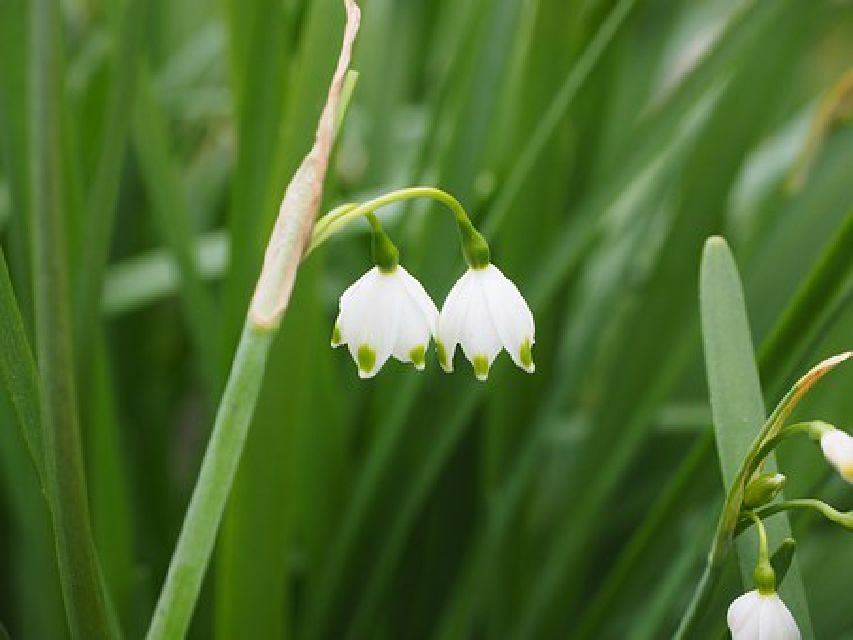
left=357, top=344, right=377, bottom=378
left=410, top=345, right=426, bottom=371
left=472, top=354, right=490, bottom=381
left=520, top=338, right=535, bottom=373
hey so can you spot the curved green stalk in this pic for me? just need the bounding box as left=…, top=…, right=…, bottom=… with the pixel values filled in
left=738, top=499, right=853, bottom=534
left=304, top=186, right=487, bottom=265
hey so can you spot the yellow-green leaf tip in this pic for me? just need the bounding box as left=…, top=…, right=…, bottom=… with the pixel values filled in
left=331, top=323, right=342, bottom=347
left=437, top=341, right=452, bottom=372
left=520, top=339, right=535, bottom=373
left=357, top=344, right=376, bottom=378
left=472, top=355, right=490, bottom=381
left=410, top=345, right=426, bottom=371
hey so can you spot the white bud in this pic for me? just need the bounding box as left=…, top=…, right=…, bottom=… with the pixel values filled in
left=820, top=429, right=853, bottom=483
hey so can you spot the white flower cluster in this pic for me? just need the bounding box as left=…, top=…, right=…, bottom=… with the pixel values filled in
left=333, top=263, right=534, bottom=380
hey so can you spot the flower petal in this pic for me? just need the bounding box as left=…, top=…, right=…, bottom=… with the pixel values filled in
left=728, top=590, right=762, bottom=640
left=437, top=270, right=474, bottom=372
left=758, top=594, right=800, bottom=640
left=338, top=267, right=398, bottom=377
left=479, top=264, right=535, bottom=373
left=391, top=288, right=433, bottom=370
left=397, top=266, right=439, bottom=335
left=458, top=272, right=503, bottom=381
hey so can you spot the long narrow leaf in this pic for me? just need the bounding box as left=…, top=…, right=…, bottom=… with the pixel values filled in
left=700, top=236, right=813, bottom=636
left=28, top=0, right=115, bottom=635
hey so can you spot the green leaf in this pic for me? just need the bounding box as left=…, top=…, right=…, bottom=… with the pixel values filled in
left=0, top=247, right=44, bottom=478
left=28, top=0, right=116, bottom=635
left=700, top=236, right=813, bottom=637
left=72, top=0, right=148, bottom=363
left=133, top=68, right=220, bottom=391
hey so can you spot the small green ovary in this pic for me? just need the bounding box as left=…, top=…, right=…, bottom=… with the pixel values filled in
left=409, top=345, right=426, bottom=370
left=472, top=355, right=490, bottom=381
left=519, top=339, right=535, bottom=371
left=357, top=344, right=376, bottom=374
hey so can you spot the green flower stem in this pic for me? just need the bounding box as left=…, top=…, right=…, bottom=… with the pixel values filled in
left=747, top=421, right=834, bottom=476
left=735, top=499, right=853, bottom=535
left=146, top=321, right=274, bottom=639
left=304, top=186, right=490, bottom=267
left=746, top=511, right=775, bottom=594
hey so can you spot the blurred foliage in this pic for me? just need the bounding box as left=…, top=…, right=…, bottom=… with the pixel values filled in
left=1, top=0, right=853, bottom=638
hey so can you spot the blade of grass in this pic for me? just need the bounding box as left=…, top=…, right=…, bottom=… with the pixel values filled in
left=88, top=333, right=136, bottom=632
left=0, top=0, right=33, bottom=323
left=0, top=247, right=44, bottom=477
left=0, top=397, right=67, bottom=640
left=72, top=0, right=148, bottom=363
left=698, top=236, right=812, bottom=635
left=758, top=212, right=853, bottom=383
left=29, top=0, right=116, bottom=635
left=133, top=67, right=220, bottom=391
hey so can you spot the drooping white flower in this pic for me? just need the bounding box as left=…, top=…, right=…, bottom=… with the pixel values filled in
left=332, top=265, right=438, bottom=378
left=820, top=429, right=853, bottom=483
left=727, top=590, right=800, bottom=640
left=437, top=263, right=534, bottom=381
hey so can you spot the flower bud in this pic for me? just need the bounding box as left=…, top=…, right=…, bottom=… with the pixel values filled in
left=819, top=429, right=853, bottom=483
left=743, top=473, right=786, bottom=508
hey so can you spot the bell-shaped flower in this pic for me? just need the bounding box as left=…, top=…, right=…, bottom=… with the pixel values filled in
left=332, top=265, right=438, bottom=378
left=727, top=590, right=800, bottom=640
left=437, top=264, right=534, bottom=381
left=820, top=429, right=853, bottom=483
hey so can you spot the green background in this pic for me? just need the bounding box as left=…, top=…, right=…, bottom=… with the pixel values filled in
left=1, top=0, right=853, bottom=637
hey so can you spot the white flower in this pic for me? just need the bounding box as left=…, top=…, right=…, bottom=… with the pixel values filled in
left=727, top=590, right=800, bottom=640
left=437, top=264, right=535, bottom=381
left=332, top=265, right=438, bottom=378
left=820, top=429, right=853, bottom=483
